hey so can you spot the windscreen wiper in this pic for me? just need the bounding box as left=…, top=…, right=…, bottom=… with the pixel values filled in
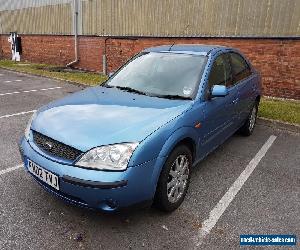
left=101, top=82, right=113, bottom=88
left=115, top=86, right=148, bottom=96
left=154, top=94, right=192, bottom=100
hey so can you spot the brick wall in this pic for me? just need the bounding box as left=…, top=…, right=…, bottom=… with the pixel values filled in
left=0, top=35, right=104, bottom=72
left=0, top=35, right=299, bottom=99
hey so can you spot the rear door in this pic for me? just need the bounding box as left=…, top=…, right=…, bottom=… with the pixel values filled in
left=200, top=53, right=239, bottom=156
left=229, top=52, right=255, bottom=123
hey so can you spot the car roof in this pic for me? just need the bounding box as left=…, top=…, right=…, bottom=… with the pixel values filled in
left=143, top=44, right=231, bottom=56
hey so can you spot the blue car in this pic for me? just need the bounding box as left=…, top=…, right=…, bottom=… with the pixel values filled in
left=19, top=45, right=261, bottom=212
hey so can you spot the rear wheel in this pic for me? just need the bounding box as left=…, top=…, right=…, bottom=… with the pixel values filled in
left=240, top=101, right=258, bottom=136
left=154, top=145, right=192, bottom=212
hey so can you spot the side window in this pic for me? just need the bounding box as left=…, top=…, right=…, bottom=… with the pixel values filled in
left=208, top=54, right=232, bottom=89
left=230, top=53, right=251, bottom=84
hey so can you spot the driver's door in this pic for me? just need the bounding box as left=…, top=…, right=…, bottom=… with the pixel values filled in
left=199, top=53, right=239, bottom=156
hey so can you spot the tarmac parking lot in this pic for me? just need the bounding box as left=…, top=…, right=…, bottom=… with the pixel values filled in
left=0, top=68, right=299, bottom=249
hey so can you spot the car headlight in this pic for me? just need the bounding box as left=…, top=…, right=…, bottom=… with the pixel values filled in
left=75, top=143, right=139, bottom=171
left=25, top=111, right=37, bottom=141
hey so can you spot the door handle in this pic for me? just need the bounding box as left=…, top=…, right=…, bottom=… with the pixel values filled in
left=232, top=98, right=239, bottom=104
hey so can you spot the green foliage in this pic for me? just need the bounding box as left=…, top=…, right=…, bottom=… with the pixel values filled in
left=0, top=60, right=107, bottom=86
left=259, top=98, right=300, bottom=125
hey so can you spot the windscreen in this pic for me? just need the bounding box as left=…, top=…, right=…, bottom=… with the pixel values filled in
left=106, top=52, right=207, bottom=99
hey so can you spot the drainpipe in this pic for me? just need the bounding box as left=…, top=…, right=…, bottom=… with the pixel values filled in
left=102, top=37, right=110, bottom=75
left=102, top=53, right=107, bottom=75
left=66, top=0, right=79, bottom=67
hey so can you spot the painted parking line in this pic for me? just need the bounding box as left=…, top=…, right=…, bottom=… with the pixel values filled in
left=0, top=164, right=23, bottom=176
left=194, top=135, right=277, bottom=247
left=0, top=86, right=62, bottom=96
left=0, top=110, right=36, bottom=119
left=15, top=80, right=23, bottom=82
left=4, top=80, right=12, bottom=83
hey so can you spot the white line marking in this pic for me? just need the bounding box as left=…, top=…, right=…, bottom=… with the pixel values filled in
left=0, top=86, right=62, bottom=96
left=15, top=80, right=22, bottom=82
left=4, top=80, right=12, bottom=83
left=0, top=164, right=23, bottom=176
left=195, top=135, right=277, bottom=247
left=0, top=110, right=36, bottom=119
left=0, top=74, right=3, bottom=76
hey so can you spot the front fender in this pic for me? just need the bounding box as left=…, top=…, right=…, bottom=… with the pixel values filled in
left=129, top=104, right=202, bottom=167
left=147, top=126, right=199, bottom=195
left=158, top=126, right=198, bottom=158
left=128, top=120, right=199, bottom=197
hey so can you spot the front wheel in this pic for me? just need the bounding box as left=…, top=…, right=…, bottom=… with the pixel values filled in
left=154, top=145, right=192, bottom=212
left=240, top=102, right=258, bottom=136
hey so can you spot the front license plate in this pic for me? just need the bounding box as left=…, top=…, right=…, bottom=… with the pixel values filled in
left=27, top=160, right=59, bottom=190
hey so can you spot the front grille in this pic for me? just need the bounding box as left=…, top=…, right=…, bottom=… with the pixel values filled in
left=32, top=130, right=82, bottom=161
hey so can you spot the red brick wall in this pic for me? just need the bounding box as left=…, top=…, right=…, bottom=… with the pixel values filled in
left=0, top=35, right=299, bottom=99
left=0, top=35, right=105, bottom=72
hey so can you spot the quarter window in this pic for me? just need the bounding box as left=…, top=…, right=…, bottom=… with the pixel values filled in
left=230, top=53, right=251, bottom=84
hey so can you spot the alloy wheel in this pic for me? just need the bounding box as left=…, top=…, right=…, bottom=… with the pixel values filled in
left=167, top=154, right=190, bottom=203
left=249, top=105, right=257, bottom=132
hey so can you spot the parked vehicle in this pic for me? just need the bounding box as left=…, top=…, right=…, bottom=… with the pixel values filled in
left=19, top=45, right=261, bottom=212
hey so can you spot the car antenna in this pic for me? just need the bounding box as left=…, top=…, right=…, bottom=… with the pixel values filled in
left=168, top=43, right=175, bottom=51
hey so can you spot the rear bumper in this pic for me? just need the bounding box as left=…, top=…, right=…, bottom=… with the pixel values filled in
left=19, top=137, right=165, bottom=212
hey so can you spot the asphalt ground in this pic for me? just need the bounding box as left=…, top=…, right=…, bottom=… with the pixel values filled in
left=0, top=68, right=299, bottom=250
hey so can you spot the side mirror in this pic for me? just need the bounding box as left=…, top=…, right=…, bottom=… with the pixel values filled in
left=211, top=85, right=228, bottom=97
left=108, top=71, right=115, bottom=78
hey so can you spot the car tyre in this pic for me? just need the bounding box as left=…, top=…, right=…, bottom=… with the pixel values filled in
left=240, top=101, right=259, bottom=136
left=154, top=145, right=192, bottom=212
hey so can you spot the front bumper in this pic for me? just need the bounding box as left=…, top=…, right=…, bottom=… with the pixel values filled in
left=19, top=137, right=165, bottom=212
